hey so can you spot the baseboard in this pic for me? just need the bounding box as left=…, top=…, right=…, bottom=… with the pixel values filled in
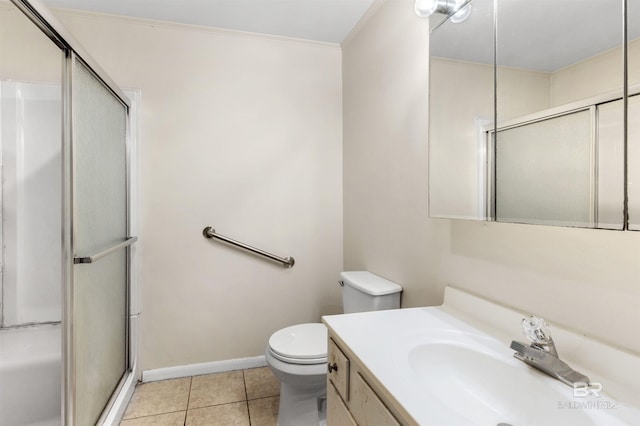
left=142, top=355, right=268, bottom=383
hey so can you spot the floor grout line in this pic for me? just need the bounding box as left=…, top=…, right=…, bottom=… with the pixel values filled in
left=184, top=376, right=193, bottom=425
left=242, top=369, right=249, bottom=401
left=248, top=394, right=279, bottom=401
left=246, top=399, right=253, bottom=426
left=122, top=409, right=187, bottom=421
left=242, top=369, right=252, bottom=425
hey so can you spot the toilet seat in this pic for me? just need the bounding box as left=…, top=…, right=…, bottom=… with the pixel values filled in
left=268, top=323, right=327, bottom=365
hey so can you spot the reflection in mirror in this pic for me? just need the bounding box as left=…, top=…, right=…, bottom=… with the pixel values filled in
left=416, top=0, right=472, bottom=28
left=629, top=2, right=640, bottom=230
left=495, top=110, right=594, bottom=227
left=496, top=0, right=625, bottom=229
left=428, top=0, right=630, bottom=229
left=428, top=0, right=493, bottom=220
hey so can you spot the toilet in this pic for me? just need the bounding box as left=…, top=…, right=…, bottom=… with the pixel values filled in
left=265, top=271, right=403, bottom=426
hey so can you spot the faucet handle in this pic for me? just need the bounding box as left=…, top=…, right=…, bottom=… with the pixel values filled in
left=521, top=316, right=553, bottom=344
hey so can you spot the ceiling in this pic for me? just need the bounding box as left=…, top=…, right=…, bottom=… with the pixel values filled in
left=431, top=0, right=640, bottom=73
left=41, top=0, right=376, bottom=44
left=39, top=0, right=638, bottom=70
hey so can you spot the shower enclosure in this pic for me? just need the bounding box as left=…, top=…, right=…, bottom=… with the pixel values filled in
left=0, top=0, right=137, bottom=424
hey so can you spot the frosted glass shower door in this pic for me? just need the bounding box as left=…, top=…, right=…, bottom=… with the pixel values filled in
left=495, top=110, right=594, bottom=227
left=69, top=57, right=131, bottom=425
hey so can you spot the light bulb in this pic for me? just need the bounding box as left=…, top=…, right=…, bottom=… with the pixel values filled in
left=414, top=0, right=472, bottom=23
left=414, top=0, right=443, bottom=18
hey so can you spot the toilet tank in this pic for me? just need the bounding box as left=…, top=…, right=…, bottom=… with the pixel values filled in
left=340, top=271, right=402, bottom=314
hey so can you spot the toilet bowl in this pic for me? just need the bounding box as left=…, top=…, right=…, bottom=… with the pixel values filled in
left=265, top=271, right=403, bottom=426
left=265, top=323, right=328, bottom=426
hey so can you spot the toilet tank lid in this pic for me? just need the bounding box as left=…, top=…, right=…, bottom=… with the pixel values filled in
left=340, top=271, right=403, bottom=296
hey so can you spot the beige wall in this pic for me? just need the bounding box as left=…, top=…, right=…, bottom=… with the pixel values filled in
left=551, top=38, right=640, bottom=106
left=342, top=0, right=449, bottom=307
left=0, top=4, right=61, bottom=82
left=46, top=11, right=344, bottom=370
left=551, top=39, right=640, bottom=106
left=343, top=0, right=640, bottom=353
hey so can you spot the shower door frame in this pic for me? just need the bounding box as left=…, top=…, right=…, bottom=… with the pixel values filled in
left=10, top=1, right=138, bottom=424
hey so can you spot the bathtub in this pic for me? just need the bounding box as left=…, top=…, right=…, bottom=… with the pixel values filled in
left=0, top=324, right=61, bottom=426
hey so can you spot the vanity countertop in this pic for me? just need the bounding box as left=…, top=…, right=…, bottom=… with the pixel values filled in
left=322, top=287, right=640, bottom=426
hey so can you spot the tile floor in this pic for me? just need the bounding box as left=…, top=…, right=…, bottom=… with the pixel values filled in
left=120, top=367, right=280, bottom=426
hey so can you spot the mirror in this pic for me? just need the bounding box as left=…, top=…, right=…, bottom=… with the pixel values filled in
left=428, top=0, right=636, bottom=229
left=629, top=1, right=640, bottom=230
left=428, top=0, right=494, bottom=221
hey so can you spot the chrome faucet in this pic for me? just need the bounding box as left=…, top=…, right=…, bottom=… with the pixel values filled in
left=510, top=316, right=590, bottom=387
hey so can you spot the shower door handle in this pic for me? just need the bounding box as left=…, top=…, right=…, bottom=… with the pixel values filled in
left=74, top=236, right=138, bottom=264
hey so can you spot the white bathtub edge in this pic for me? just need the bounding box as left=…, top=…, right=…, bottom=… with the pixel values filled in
left=141, top=355, right=267, bottom=383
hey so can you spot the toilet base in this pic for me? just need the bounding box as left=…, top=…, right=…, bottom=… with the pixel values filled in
left=278, top=381, right=326, bottom=426
left=265, top=345, right=327, bottom=426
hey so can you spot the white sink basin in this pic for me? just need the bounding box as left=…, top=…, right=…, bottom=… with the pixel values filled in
left=407, top=335, right=635, bottom=426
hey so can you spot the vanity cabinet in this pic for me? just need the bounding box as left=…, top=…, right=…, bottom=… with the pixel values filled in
left=328, top=338, right=350, bottom=400
left=327, top=377, right=357, bottom=426
left=327, top=334, right=412, bottom=426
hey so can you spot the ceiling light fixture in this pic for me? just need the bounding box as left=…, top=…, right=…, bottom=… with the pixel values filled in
left=414, top=0, right=472, bottom=23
